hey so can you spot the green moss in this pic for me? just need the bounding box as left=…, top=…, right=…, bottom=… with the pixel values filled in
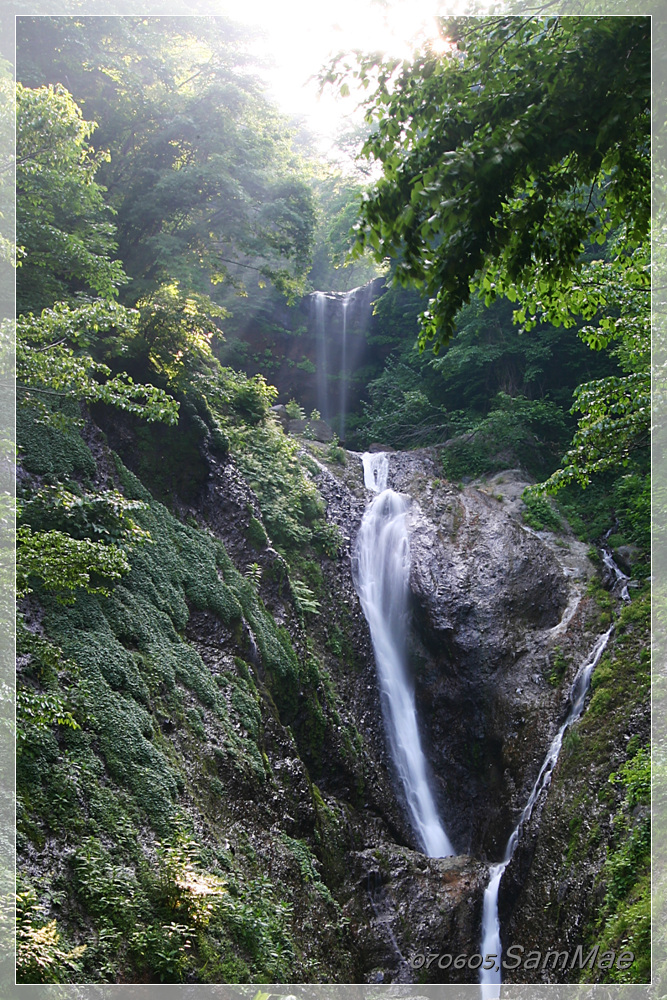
left=567, top=814, right=583, bottom=863
left=18, top=400, right=96, bottom=479
left=223, top=417, right=341, bottom=562
left=246, top=516, right=268, bottom=550
left=544, top=590, right=650, bottom=984
left=521, top=489, right=562, bottom=532
left=586, top=576, right=614, bottom=622
left=111, top=411, right=209, bottom=506
left=587, top=877, right=651, bottom=984
left=546, top=646, right=570, bottom=687
left=279, top=834, right=336, bottom=906
left=561, top=728, right=582, bottom=761
left=15, top=362, right=378, bottom=985
left=587, top=685, right=614, bottom=717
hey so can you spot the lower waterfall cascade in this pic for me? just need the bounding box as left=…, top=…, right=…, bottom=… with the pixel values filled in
left=353, top=452, right=455, bottom=858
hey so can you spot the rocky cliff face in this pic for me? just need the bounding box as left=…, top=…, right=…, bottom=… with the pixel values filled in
left=310, top=447, right=601, bottom=855
left=289, top=442, right=626, bottom=983
left=497, top=589, right=650, bottom=985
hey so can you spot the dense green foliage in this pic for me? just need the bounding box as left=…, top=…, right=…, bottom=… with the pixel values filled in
left=17, top=16, right=317, bottom=306
left=339, top=16, right=649, bottom=553
left=16, top=82, right=124, bottom=314
left=339, top=16, right=649, bottom=349
left=14, top=11, right=651, bottom=987
left=14, top=18, right=360, bottom=983
left=17, top=301, right=180, bottom=427
left=350, top=289, right=612, bottom=476
left=16, top=382, right=355, bottom=984
left=307, top=170, right=384, bottom=292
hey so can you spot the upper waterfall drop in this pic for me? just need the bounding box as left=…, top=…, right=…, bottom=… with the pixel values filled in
left=362, top=451, right=389, bottom=493
left=312, top=291, right=330, bottom=423
left=354, top=452, right=455, bottom=859
left=339, top=294, right=350, bottom=440
left=307, top=280, right=379, bottom=438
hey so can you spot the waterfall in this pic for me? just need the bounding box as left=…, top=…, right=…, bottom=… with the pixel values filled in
left=313, top=291, right=329, bottom=422
left=308, top=281, right=377, bottom=438
left=601, top=530, right=631, bottom=602
left=353, top=452, right=455, bottom=858
left=339, top=294, right=350, bottom=440
left=479, top=625, right=614, bottom=998
left=601, top=549, right=630, bottom=602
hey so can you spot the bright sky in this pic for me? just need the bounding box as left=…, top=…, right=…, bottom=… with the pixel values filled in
left=216, top=0, right=463, bottom=163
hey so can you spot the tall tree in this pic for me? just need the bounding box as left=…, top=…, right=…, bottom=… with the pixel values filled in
left=329, top=15, right=650, bottom=492
left=17, top=16, right=316, bottom=304
left=335, top=15, right=649, bottom=349
left=16, top=82, right=125, bottom=314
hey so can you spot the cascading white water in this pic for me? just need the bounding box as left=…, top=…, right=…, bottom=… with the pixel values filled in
left=313, top=291, right=329, bottom=422
left=362, top=450, right=389, bottom=492
left=310, top=283, right=374, bottom=439
left=354, top=452, right=455, bottom=858
left=339, top=295, right=350, bottom=440
left=602, top=550, right=631, bottom=602
left=479, top=625, right=614, bottom=998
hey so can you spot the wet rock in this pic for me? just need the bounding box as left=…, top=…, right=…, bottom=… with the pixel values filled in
left=317, top=445, right=602, bottom=861
left=613, top=543, right=642, bottom=575
left=270, top=403, right=289, bottom=430
left=341, top=846, right=487, bottom=984
left=288, top=417, right=334, bottom=442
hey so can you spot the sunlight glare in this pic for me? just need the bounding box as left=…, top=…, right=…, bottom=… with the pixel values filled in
left=216, top=0, right=462, bottom=159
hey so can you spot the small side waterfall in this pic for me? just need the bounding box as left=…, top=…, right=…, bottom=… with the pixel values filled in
left=479, top=625, right=614, bottom=998
left=601, top=531, right=631, bottom=602
left=353, top=452, right=455, bottom=858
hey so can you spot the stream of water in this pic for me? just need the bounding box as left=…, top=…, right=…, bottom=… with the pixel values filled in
left=602, top=529, right=631, bottom=602
left=313, top=291, right=329, bottom=423
left=479, top=625, right=614, bottom=999
left=339, top=295, right=349, bottom=440
left=353, top=452, right=454, bottom=858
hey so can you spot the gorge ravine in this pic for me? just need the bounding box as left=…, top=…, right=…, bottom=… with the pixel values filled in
left=18, top=395, right=643, bottom=985
left=320, top=453, right=620, bottom=981
left=347, top=450, right=617, bottom=990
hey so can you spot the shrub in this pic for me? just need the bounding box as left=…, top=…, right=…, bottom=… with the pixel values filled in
left=285, top=399, right=305, bottom=420
left=521, top=488, right=562, bottom=532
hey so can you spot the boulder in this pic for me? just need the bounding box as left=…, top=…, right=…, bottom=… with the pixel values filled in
left=613, top=543, right=642, bottom=575
left=341, top=845, right=487, bottom=983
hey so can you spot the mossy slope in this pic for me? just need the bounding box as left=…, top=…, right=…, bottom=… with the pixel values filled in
left=17, top=401, right=368, bottom=984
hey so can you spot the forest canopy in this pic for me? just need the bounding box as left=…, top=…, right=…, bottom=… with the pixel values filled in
left=17, top=16, right=317, bottom=308
left=327, top=14, right=650, bottom=496
left=337, top=15, right=650, bottom=349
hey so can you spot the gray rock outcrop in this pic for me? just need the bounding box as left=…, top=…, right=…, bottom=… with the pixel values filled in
left=307, top=445, right=601, bottom=866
